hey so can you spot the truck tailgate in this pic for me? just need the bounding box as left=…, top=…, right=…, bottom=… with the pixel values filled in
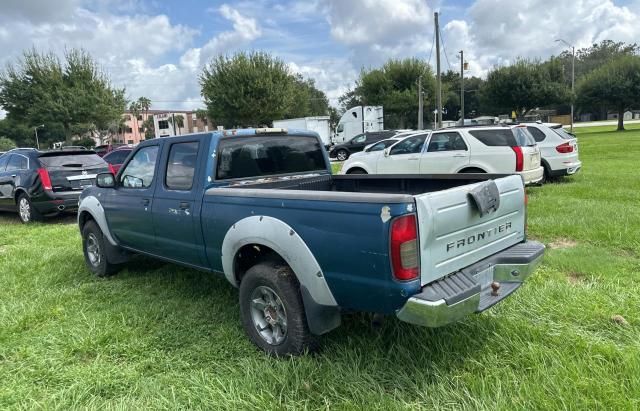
left=414, top=175, right=526, bottom=285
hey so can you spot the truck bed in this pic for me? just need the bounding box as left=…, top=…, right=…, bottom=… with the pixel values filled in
left=210, top=173, right=512, bottom=198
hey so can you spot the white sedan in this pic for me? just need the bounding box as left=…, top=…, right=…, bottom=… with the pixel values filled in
left=340, top=125, right=544, bottom=185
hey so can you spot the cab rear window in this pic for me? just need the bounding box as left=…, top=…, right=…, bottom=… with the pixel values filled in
left=216, top=135, right=326, bottom=180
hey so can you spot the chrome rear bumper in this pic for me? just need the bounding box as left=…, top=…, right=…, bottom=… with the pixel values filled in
left=396, top=240, right=545, bottom=328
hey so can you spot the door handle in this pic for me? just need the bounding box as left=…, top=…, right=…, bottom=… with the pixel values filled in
left=179, top=201, right=190, bottom=210
left=453, top=154, right=467, bottom=158
left=11, top=174, right=16, bottom=178
left=408, top=157, right=419, bottom=161
left=141, top=198, right=150, bottom=206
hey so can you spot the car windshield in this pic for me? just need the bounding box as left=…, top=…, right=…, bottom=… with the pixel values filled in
left=553, top=127, right=575, bottom=140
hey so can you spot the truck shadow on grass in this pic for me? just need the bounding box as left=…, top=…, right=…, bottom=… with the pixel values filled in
left=107, top=254, right=495, bottom=374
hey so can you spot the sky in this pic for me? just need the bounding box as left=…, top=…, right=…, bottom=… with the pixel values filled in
left=1, top=0, right=639, bottom=116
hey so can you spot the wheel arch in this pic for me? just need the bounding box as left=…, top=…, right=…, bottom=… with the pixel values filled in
left=458, top=166, right=487, bottom=173
left=14, top=188, right=28, bottom=204
left=78, top=195, right=118, bottom=246
left=222, top=215, right=341, bottom=335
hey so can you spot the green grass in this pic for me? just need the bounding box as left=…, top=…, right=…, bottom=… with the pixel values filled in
left=1, top=125, right=639, bottom=409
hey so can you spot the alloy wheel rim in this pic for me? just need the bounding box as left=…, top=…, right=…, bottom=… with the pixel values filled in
left=250, top=286, right=288, bottom=345
left=18, top=198, right=30, bottom=222
left=337, top=151, right=347, bottom=161
left=86, top=233, right=101, bottom=267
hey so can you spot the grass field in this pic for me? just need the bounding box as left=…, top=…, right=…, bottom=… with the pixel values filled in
left=1, top=125, right=639, bottom=409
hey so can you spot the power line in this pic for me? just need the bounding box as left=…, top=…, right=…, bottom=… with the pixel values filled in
left=427, top=28, right=436, bottom=66
left=439, top=25, right=452, bottom=71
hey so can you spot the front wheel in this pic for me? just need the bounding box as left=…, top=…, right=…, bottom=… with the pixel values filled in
left=82, top=221, right=120, bottom=277
left=336, top=149, right=349, bottom=161
left=17, top=193, right=42, bottom=223
left=239, top=262, right=318, bottom=356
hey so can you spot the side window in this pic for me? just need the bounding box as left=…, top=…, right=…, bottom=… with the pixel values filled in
left=427, top=132, right=468, bottom=152
left=120, top=146, right=159, bottom=188
left=367, top=140, right=389, bottom=152
left=469, top=130, right=516, bottom=146
left=352, top=135, right=366, bottom=144
left=526, top=127, right=546, bottom=142
left=336, top=124, right=344, bottom=133
left=389, top=135, right=427, bottom=155
left=0, top=155, right=9, bottom=171
left=165, top=142, right=199, bottom=191
left=7, top=155, right=27, bottom=171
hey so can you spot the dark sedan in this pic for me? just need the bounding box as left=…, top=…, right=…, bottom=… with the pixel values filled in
left=329, top=131, right=396, bottom=161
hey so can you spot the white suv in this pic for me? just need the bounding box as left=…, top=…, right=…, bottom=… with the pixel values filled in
left=522, top=122, right=581, bottom=181
left=340, top=125, right=544, bottom=185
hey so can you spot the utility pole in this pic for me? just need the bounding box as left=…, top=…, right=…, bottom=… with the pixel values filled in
left=171, top=113, right=177, bottom=136
left=556, top=39, right=575, bottom=133
left=459, top=50, right=464, bottom=125
left=434, top=12, right=442, bottom=130
left=418, top=76, right=424, bottom=130
left=34, top=124, right=44, bottom=149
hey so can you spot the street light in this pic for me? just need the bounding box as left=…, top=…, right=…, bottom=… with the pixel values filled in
left=555, top=39, right=575, bottom=133
left=34, top=124, right=44, bottom=149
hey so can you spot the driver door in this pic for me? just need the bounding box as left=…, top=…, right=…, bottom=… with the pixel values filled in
left=376, top=134, right=428, bottom=174
left=103, top=144, right=160, bottom=250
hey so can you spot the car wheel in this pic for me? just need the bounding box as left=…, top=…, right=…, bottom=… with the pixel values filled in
left=239, top=261, right=319, bottom=356
left=17, top=193, right=42, bottom=224
left=82, top=221, right=120, bottom=277
left=336, top=149, right=349, bottom=161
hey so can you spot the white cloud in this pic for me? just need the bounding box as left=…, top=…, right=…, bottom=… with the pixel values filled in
left=321, top=0, right=432, bottom=66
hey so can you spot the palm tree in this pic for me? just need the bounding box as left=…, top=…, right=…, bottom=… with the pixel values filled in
left=128, top=101, right=141, bottom=141
left=137, top=97, right=152, bottom=136
left=168, top=114, right=185, bottom=135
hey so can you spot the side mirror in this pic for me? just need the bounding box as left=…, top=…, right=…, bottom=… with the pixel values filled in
left=96, top=172, right=116, bottom=188
left=383, top=148, right=390, bottom=157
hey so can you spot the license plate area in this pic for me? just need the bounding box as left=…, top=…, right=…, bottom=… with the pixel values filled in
left=473, top=266, right=495, bottom=290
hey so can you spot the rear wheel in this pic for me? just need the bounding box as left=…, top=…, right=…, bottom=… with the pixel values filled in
left=17, top=193, right=42, bottom=224
left=239, top=262, right=318, bottom=356
left=82, top=221, right=120, bottom=277
left=336, top=149, right=349, bottom=161
left=346, top=168, right=367, bottom=174
left=459, top=167, right=486, bottom=174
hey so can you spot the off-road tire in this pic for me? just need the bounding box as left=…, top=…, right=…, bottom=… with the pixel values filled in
left=239, top=262, right=319, bottom=356
left=82, top=221, right=120, bottom=277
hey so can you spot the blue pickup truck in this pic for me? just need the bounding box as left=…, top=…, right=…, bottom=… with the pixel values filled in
left=78, top=128, right=544, bottom=355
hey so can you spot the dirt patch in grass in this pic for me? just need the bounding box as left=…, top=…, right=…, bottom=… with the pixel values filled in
left=567, top=271, right=586, bottom=285
left=549, top=238, right=578, bottom=249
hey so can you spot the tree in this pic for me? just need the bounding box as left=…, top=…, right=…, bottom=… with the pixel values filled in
left=339, top=58, right=435, bottom=129
left=168, top=114, right=184, bottom=135
left=137, top=96, right=151, bottom=137
left=128, top=100, right=141, bottom=140
left=479, top=58, right=570, bottom=115
left=74, top=137, right=96, bottom=149
left=577, top=55, right=640, bottom=131
left=200, top=51, right=329, bottom=127
left=0, top=48, right=126, bottom=143
left=0, top=136, right=16, bottom=151
left=142, top=117, right=155, bottom=139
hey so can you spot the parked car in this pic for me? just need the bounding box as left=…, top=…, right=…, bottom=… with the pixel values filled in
left=78, top=128, right=544, bottom=356
left=0, top=148, right=109, bottom=223
left=341, top=125, right=544, bottom=185
left=521, top=122, right=581, bottom=181
left=102, top=147, right=133, bottom=174
left=94, top=144, right=126, bottom=158
left=361, top=130, right=420, bottom=151
left=329, top=130, right=396, bottom=161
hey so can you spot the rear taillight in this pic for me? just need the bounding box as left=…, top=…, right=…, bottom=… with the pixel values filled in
left=556, top=142, right=574, bottom=153
left=511, top=146, right=524, bottom=172
left=390, top=214, right=419, bottom=281
left=108, top=163, right=117, bottom=175
left=37, top=168, right=52, bottom=191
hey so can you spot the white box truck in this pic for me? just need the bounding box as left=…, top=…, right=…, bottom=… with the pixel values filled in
left=272, top=116, right=332, bottom=148
left=333, top=106, right=384, bottom=144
